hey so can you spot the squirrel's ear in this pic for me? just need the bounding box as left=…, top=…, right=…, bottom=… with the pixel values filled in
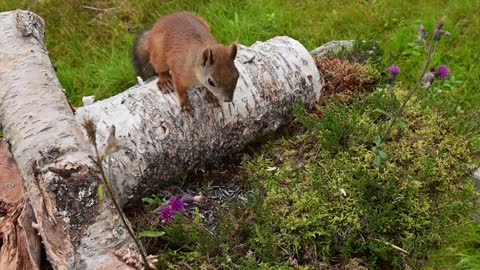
left=230, top=43, right=238, bottom=60
left=202, top=47, right=214, bottom=66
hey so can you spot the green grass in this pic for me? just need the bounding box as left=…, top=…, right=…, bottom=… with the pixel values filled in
left=1, top=0, right=480, bottom=269
left=425, top=221, right=480, bottom=269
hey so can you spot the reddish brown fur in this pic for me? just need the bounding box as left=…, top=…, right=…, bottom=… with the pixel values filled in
left=133, top=12, right=239, bottom=114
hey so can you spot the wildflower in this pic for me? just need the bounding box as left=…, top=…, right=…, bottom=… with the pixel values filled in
left=82, top=117, right=97, bottom=145
left=433, top=16, right=447, bottom=41
left=436, top=65, right=450, bottom=79
left=388, top=65, right=401, bottom=91
left=388, top=65, right=401, bottom=76
left=169, top=197, right=185, bottom=212
left=424, top=68, right=436, bottom=89
left=439, top=30, right=451, bottom=37
left=159, top=206, right=174, bottom=222
left=418, top=24, right=427, bottom=43
left=435, top=16, right=446, bottom=31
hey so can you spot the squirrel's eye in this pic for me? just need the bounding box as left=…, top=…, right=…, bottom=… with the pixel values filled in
left=208, top=78, right=216, bottom=87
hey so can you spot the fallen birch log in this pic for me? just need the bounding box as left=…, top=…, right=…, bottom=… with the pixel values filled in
left=0, top=10, right=137, bottom=270
left=75, top=36, right=322, bottom=205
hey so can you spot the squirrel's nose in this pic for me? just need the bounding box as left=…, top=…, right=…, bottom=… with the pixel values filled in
left=224, top=97, right=233, bottom=102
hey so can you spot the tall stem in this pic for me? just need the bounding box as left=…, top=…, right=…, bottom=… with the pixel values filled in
left=93, top=144, right=151, bottom=270
left=382, top=31, right=439, bottom=141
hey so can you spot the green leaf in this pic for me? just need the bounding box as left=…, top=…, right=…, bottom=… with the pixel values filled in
left=372, top=146, right=378, bottom=152
left=375, top=135, right=382, bottom=146
left=378, top=150, right=388, bottom=160
left=374, top=155, right=382, bottom=166
left=98, top=184, right=105, bottom=201
left=142, top=197, right=157, bottom=205
left=139, top=231, right=165, bottom=238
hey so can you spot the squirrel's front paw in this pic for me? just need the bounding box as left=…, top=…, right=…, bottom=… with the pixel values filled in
left=180, top=103, right=193, bottom=116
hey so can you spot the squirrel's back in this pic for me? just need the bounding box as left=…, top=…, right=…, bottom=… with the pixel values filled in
left=133, top=12, right=215, bottom=80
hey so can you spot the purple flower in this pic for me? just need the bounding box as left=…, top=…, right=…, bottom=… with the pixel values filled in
left=388, top=65, right=401, bottom=76
left=423, top=72, right=435, bottom=89
left=436, top=65, right=450, bottom=79
left=159, top=206, right=174, bottom=222
left=169, top=197, right=185, bottom=212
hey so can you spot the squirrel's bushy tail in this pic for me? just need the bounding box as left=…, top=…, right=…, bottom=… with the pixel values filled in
left=133, top=29, right=156, bottom=80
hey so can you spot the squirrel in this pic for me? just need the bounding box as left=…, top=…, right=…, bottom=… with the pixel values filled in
left=133, top=12, right=240, bottom=114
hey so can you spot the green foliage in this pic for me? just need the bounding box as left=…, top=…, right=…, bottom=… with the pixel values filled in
left=425, top=222, right=480, bottom=269
left=372, top=135, right=388, bottom=166
left=242, top=92, right=477, bottom=269
left=138, top=230, right=165, bottom=238
left=137, top=89, right=477, bottom=269
left=142, top=194, right=164, bottom=211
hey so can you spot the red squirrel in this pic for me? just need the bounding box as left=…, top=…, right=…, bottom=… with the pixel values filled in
left=133, top=12, right=239, bottom=114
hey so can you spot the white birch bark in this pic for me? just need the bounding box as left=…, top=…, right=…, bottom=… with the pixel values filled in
left=75, top=36, right=322, bottom=205
left=0, top=10, right=135, bottom=270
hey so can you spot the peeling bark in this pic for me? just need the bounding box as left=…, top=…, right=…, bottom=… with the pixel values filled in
left=75, top=36, right=322, bottom=205
left=0, top=10, right=135, bottom=270
left=0, top=140, right=41, bottom=270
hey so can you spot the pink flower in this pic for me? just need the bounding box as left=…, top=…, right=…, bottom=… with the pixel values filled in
left=159, top=206, right=174, bottom=222
left=169, top=197, right=185, bottom=212
left=388, top=65, right=401, bottom=76
left=436, top=65, right=450, bottom=79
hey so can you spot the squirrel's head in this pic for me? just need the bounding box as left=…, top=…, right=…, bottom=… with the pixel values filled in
left=199, top=44, right=239, bottom=102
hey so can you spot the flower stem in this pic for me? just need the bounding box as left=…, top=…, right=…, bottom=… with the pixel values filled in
left=93, top=144, right=151, bottom=270
left=382, top=30, right=440, bottom=141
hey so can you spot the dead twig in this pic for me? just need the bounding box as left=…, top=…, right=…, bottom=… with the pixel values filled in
left=81, top=5, right=117, bottom=12
left=372, top=238, right=409, bottom=254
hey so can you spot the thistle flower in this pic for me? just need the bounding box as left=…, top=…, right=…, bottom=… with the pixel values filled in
left=433, top=16, right=447, bottom=41
left=82, top=117, right=97, bottom=145
left=435, top=16, right=446, bottom=31
left=388, top=65, right=401, bottom=76
left=436, top=65, right=450, bottom=79
left=423, top=67, right=437, bottom=89
left=159, top=206, right=174, bottom=222
left=388, top=65, right=401, bottom=91
left=439, top=30, right=451, bottom=37
left=418, top=24, right=427, bottom=43
left=169, top=197, right=185, bottom=212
